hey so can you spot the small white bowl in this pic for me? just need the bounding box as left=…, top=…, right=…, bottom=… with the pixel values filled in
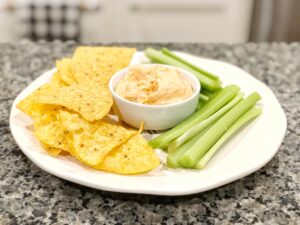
left=109, top=64, right=200, bottom=130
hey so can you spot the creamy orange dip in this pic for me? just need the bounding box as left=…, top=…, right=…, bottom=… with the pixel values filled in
left=115, top=65, right=194, bottom=105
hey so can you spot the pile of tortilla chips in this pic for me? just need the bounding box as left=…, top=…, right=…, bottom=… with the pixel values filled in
left=17, top=47, right=160, bottom=175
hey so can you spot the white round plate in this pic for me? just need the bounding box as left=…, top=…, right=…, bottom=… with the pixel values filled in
left=10, top=51, right=287, bottom=196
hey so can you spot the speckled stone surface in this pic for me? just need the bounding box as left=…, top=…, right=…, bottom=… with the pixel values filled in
left=0, top=42, right=299, bottom=225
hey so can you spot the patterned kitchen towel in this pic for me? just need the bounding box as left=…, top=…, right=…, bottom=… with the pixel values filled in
left=14, top=0, right=82, bottom=41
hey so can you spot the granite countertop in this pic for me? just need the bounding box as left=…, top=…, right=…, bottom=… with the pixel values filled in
left=0, top=42, right=299, bottom=225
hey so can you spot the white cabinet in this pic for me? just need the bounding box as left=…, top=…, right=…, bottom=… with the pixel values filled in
left=80, top=0, right=113, bottom=42
left=0, top=0, right=254, bottom=43
left=108, top=0, right=254, bottom=43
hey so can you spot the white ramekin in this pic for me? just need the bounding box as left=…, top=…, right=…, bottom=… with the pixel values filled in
left=109, top=64, right=200, bottom=130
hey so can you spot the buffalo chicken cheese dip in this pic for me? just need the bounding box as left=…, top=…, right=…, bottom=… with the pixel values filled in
left=115, top=65, right=194, bottom=105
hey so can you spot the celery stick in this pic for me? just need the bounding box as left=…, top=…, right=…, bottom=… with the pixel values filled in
left=201, top=89, right=219, bottom=98
left=168, top=93, right=244, bottom=152
left=195, top=107, right=262, bottom=169
left=149, top=85, right=240, bottom=149
left=145, top=48, right=221, bottom=91
left=199, top=93, right=209, bottom=102
left=161, top=48, right=220, bottom=81
left=196, top=100, right=206, bottom=110
left=197, top=90, right=217, bottom=110
left=167, top=132, right=203, bottom=168
left=179, top=92, right=261, bottom=168
left=197, top=94, right=210, bottom=111
left=168, top=124, right=214, bottom=168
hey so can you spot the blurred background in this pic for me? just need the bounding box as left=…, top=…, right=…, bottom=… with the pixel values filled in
left=0, top=0, right=299, bottom=43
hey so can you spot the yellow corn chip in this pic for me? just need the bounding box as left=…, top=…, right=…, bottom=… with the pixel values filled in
left=34, top=109, right=69, bottom=151
left=17, top=84, right=54, bottom=117
left=57, top=110, right=90, bottom=132
left=72, top=47, right=135, bottom=84
left=97, top=134, right=160, bottom=174
left=57, top=109, right=137, bottom=166
left=56, top=58, right=77, bottom=85
left=58, top=110, right=121, bottom=132
left=32, top=80, right=113, bottom=121
left=17, top=46, right=160, bottom=175
left=17, top=94, right=40, bottom=117
left=34, top=120, right=69, bottom=151
left=67, top=122, right=136, bottom=167
left=17, top=85, right=69, bottom=150
left=41, top=142, right=69, bottom=156
left=41, top=143, right=63, bottom=156
left=51, top=72, right=67, bottom=87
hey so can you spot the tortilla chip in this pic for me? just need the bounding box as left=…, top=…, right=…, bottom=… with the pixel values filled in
left=17, top=85, right=69, bottom=150
left=33, top=109, right=69, bottom=151
left=67, top=122, right=136, bottom=167
left=57, top=109, right=91, bottom=132
left=56, top=58, right=77, bottom=85
left=16, top=84, right=54, bottom=117
left=72, top=47, right=136, bottom=84
left=32, top=80, right=113, bottom=121
left=51, top=72, right=67, bottom=87
left=57, top=109, right=137, bottom=166
left=97, top=134, right=160, bottom=174
left=34, top=121, right=69, bottom=151
left=16, top=46, right=160, bottom=175
left=41, top=143, right=63, bottom=156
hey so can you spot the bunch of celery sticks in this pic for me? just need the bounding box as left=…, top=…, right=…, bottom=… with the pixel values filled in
left=145, top=48, right=262, bottom=169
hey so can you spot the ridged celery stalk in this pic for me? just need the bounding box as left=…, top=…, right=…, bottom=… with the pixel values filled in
left=199, top=93, right=209, bottom=102
left=167, top=132, right=204, bottom=168
left=168, top=93, right=244, bottom=152
left=179, top=92, right=261, bottom=168
left=194, top=106, right=262, bottom=169
left=145, top=48, right=221, bottom=91
left=149, top=85, right=240, bottom=149
left=161, top=48, right=220, bottom=81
